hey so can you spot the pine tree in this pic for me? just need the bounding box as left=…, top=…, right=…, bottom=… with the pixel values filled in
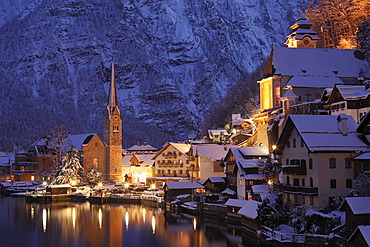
left=263, top=154, right=282, bottom=184
left=86, top=167, right=102, bottom=186
left=51, top=148, right=83, bottom=185
left=349, top=172, right=370, bottom=197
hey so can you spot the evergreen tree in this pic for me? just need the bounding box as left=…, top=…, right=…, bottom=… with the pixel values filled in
left=349, top=172, right=370, bottom=197
left=263, top=154, right=282, bottom=184
left=86, top=167, right=102, bottom=186
left=51, top=148, right=83, bottom=185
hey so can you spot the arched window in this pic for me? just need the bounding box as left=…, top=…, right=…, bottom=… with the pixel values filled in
left=310, top=177, right=313, bottom=187
left=93, top=158, right=98, bottom=168
left=293, top=138, right=296, bottom=148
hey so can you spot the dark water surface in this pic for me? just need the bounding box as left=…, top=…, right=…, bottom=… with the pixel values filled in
left=0, top=196, right=244, bottom=247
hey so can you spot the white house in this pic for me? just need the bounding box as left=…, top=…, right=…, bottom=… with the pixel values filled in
left=275, top=114, right=369, bottom=209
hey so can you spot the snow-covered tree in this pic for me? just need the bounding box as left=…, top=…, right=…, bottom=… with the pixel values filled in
left=51, top=148, right=83, bottom=185
left=86, top=167, right=102, bottom=186
left=349, top=172, right=370, bottom=197
left=263, top=154, right=282, bottom=184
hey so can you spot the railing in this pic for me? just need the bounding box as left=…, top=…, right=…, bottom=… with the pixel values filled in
left=275, top=183, right=318, bottom=195
left=282, top=165, right=307, bottom=175
left=261, top=226, right=331, bottom=244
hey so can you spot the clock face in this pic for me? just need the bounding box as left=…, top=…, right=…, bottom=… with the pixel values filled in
left=304, top=39, right=310, bottom=45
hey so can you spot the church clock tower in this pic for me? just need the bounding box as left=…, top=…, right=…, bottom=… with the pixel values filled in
left=104, top=59, right=123, bottom=182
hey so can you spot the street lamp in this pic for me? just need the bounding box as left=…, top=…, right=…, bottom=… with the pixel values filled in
left=151, top=184, right=156, bottom=197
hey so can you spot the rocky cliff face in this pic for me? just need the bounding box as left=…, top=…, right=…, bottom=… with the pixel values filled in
left=0, top=0, right=306, bottom=150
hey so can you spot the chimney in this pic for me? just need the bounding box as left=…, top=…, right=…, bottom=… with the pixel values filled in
left=337, top=114, right=348, bottom=136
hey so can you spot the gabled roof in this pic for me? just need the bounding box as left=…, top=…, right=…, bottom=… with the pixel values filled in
left=67, top=133, right=99, bottom=151
left=238, top=147, right=269, bottom=157
left=237, top=200, right=262, bottom=219
left=205, top=177, right=225, bottom=183
left=130, top=154, right=156, bottom=166
left=348, top=225, right=370, bottom=245
left=327, top=85, right=370, bottom=104
left=152, top=142, right=191, bottom=159
left=285, top=75, right=344, bottom=88
left=239, top=159, right=265, bottom=169
left=341, top=197, right=370, bottom=215
left=276, top=115, right=369, bottom=153
left=281, top=89, right=299, bottom=98
left=164, top=181, right=204, bottom=190
left=193, top=144, right=236, bottom=160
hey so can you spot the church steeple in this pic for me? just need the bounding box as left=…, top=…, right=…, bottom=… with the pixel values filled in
left=104, top=58, right=123, bottom=182
left=285, top=16, right=320, bottom=48
left=106, top=58, right=120, bottom=119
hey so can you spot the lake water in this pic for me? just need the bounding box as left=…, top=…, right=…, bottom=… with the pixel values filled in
left=0, top=196, right=246, bottom=247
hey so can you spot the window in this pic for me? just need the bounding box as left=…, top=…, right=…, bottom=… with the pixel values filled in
left=293, top=178, right=299, bottom=186
left=293, top=138, right=296, bottom=148
left=287, top=194, right=291, bottom=202
left=346, top=179, right=352, bottom=188
left=167, top=169, right=170, bottom=174
left=179, top=170, right=183, bottom=175
left=310, top=177, right=313, bottom=187
left=329, top=157, right=336, bottom=169
left=291, top=159, right=300, bottom=166
left=286, top=159, right=289, bottom=165
left=345, top=158, right=352, bottom=168
left=287, top=176, right=290, bottom=185
left=310, top=196, right=314, bottom=205
left=294, top=194, right=298, bottom=203
left=330, top=179, right=336, bottom=189
left=287, top=141, right=290, bottom=148
left=300, top=137, right=304, bottom=147
left=309, top=158, right=313, bottom=169
left=301, top=159, right=306, bottom=167
left=302, top=179, right=305, bottom=187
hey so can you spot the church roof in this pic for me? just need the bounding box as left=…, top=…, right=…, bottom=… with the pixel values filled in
left=281, top=89, right=299, bottom=98
left=67, top=133, right=98, bottom=151
left=272, top=47, right=370, bottom=79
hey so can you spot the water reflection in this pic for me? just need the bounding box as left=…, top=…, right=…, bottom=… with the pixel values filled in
left=0, top=197, right=246, bottom=247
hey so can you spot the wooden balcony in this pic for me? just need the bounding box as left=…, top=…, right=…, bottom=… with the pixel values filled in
left=282, top=165, right=307, bottom=175
left=275, top=183, right=318, bottom=195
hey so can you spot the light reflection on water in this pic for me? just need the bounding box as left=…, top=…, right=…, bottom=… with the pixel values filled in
left=0, top=196, right=246, bottom=247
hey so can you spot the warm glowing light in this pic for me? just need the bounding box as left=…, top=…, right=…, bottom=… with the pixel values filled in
left=142, top=208, right=146, bottom=223
left=268, top=180, right=273, bottom=185
left=71, top=181, right=77, bottom=186
left=42, top=182, right=47, bottom=186
left=125, top=211, right=129, bottom=230
left=272, top=145, right=277, bottom=150
left=98, top=208, right=102, bottom=229
left=31, top=206, right=34, bottom=219
left=151, top=216, right=156, bottom=234
left=193, top=218, right=197, bottom=230
left=42, top=208, right=47, bottom=232
left=72, top=207, right=76, bottom=229
left=98, top=182, right=103, bottom=188
left=151, top=184, right=156, bottom=190
left=124, top=183, right=129, bottom=189
left=31, top=176, right=35, bottom=181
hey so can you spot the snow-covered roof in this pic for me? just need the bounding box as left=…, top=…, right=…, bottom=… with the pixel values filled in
left=237, top=200, right=261, bottom=219
left=232, top=118, right=253, bottom=126
left=48, top=184, right=72, bottom=188
left=272, top=47, right=370, bottom=79
left=206, top=177, right=225, bottom=183
left=122, top=154, right=133, bottom=167
left=238, top=159, right=265, bottom=169
left=164, top=181, right=204, bottom=190
left=353, top=153, right=370, bottom=160
left=127, top=144, right=157, bottom=152
left=238, top=147, right=269, bottom=157
left=344, top=197, right=370, bottom=215
left=251, top=184, right=270, bottom=194
left=194, top=144, right=236, bottom=160
left=335, top=85, right=370, bottom=100
left=348, top=225, right=370, bottom=245
left=0, top=155, right=14, bottom=165
left=245, top=174, right=266, bottom=181
left=285, top=75, right=344, bottom=88
left=131, top=154, right=156, bottom=166
left=67, top=133, right=97, bottom=151
left=287, top=115, right=369, bottom=152
left=281, top=89, right=298, bottom=98
left=225, top=199, right=252, bottom=208
left=221, top=188, right=236, bottom=195
left=170, top=142, right=191, bottom=154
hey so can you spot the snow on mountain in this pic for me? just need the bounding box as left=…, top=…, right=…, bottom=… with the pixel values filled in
left=0, top=0, right=307, bottom=150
